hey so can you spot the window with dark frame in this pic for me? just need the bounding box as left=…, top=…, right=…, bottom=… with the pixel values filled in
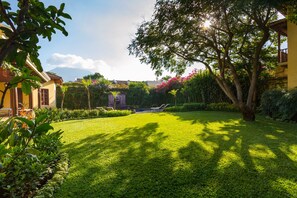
left=41, top=89, right=49, bottom=105
left=17, top=88, right=23, bottom=104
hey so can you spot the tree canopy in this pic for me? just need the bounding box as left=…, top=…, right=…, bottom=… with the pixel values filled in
left=83, top=72, right=105, bottom=80
left=129, top=0, right=278, bottom=121
left=0, top=0, right=71, bottom=70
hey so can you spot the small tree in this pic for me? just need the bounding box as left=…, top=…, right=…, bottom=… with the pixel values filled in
left=169, top=89, right=178, bottom=107
left=0, top=1, right=71, bottom=108
left=60, top=85, right=68, bottom=109
left=82, top=78, right=92, bottom=110
left=110, top=91, right=120, bottom=110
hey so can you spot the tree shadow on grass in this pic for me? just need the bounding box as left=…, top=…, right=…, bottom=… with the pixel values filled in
left=55, top=113, right=297, bottom=197
left=56, top=122, right=181, bottom=197
left=176, top=113, right=297, bottom=197
left=165, top=111, right=240, bottom=125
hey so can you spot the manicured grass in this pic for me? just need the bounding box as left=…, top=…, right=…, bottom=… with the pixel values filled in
left=52, top=112, right=297, bottom=197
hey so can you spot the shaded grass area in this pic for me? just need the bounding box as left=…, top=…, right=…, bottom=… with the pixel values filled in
left=53, top=112, right=297, bottom=197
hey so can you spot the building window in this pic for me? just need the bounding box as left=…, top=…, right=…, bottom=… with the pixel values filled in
left=41, top=89, right=49, bottom=105
left=17, top=88, right=23, bottom=104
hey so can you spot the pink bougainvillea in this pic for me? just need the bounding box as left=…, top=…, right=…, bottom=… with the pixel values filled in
left=156, top=77, right=182, bottom=93
left=156, top=69, right=199, bottom=93
left=181, top=69, right=198, bottom=82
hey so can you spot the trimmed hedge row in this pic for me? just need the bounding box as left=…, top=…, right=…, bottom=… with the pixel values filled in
left=164, top=102, right=239, bottom=112
left=261, top=89, right=297, bottom=121
left=35, top=108, right=132, bottom=122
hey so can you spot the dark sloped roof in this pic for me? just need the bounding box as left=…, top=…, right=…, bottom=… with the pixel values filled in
left=270, top=18, right=287, bottom=36
left=46, top=72, right=63, bottom=85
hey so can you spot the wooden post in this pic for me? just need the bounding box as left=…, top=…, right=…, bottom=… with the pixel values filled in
left=277, top=32, right=282, bottom=63
left=38, top=88, right=41, bottom=108
left=29, top=91, right=33, bottom=109
left=10, top=87, right=18, bottom=115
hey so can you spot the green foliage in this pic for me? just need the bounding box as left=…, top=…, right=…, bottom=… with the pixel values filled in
left=0, top=1, right=71, bottom=70
left=129, top=0, right=278, bottom=121
left=164, top=103, right=206, bottom=112
left=164, top=106, right=184, bottom=112
left=168, top=89, right=178, bottom=96
left=81, top=78, right=92, bottom=88
left=110, top=91, right=120, bottom=109
left=126, top=82, right=150, bottom=107
left=34, top=153, right=69, bottom=198
left=207, top=103, right=239, bottom=112
left=165, top=102, right=239, bottom=112
left=261, top=89, right=297, bottom=121
left=61, top=85, right=68, bottom=94
left=0, top=1, right=71, bottom=109
left=56, top=83, right=109, bottom=110
left=0, top=67, right=41, bottom=108
left=34, top=108, right=132, bottom=122
left=278, top=89, right=297, bottom=121
left=262, top=0, right=297, bottom=23
left=183, top=103, right=207, bottom=111
left=83, top=72, right=104, bottom=80
left=182, top=70, right=230, bottom=104
left=260, top=90, right=285, bottom=119
left=0, top=114, right=63, bottom=197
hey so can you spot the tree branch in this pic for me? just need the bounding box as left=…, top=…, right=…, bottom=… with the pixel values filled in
left=0, top=1, right=16, bottom=31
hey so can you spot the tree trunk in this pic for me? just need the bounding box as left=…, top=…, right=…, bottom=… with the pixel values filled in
left=61, top=94, right=65, bottom=109
left=239, top=104, right=255, bottom=121
left=0, top=84, right=10, bottom=109
left=87, top=89, right=91, bottom=110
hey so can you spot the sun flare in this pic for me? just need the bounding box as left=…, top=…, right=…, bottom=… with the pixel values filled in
left=203, top=20, right=211, bottom=28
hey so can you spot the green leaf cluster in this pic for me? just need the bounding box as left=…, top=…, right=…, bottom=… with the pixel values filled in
left=0, top=1, right=71, bottom=70
left=261, top=89, right=297, bottom=121
left=0, top=113, right=64, bottom=197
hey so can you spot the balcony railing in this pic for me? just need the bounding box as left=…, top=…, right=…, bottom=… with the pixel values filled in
left=279, top=48, right=288, bottom=63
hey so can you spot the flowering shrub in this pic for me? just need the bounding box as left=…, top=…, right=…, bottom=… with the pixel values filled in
left=156, top=77, right=183, bottom=93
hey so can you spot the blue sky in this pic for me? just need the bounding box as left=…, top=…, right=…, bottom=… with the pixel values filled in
left=36, top=0, right=201, bottom=80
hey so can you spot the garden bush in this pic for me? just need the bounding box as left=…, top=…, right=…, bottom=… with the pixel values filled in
left=165, top=103, right=240, bottom=112
left=260, top=89, right=285, bottom=119
left=278, top=89, right=297, bottom=121
left=207, top=102, right=239, bottom=112
left=35, top=108, right=132, bottom=122
left=261, top=89, right=297, bottom=121
left=164, top=106, right=184, bottom=112
left=0, top=114, right=65, bottom=197
left=34, top=153, right=69, bottom=198
left=183, top=103, right=207, bottom=111
left=164, top=103, right=206, bottom=112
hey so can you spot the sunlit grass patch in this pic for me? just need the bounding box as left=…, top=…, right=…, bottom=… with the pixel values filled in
left=53, top=112, right=297, bottom=197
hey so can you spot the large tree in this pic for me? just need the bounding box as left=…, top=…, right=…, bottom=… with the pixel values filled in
left=129, top=0, right=278, bottom=121
left=0, top=0, right=71, bottom=108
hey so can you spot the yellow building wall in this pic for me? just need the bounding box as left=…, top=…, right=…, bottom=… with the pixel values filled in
left=288, top=21, right=297, bottom=89
left=1, top=81, right=57, bottom=110
left=40, top=80, right=57, bottom=108
left=0, top=82, right=11, bottom=108
left=31, top=89, right=39, bottom=109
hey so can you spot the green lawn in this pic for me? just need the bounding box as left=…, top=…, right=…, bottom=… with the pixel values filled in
left=53, top=112, right=297, bottom=197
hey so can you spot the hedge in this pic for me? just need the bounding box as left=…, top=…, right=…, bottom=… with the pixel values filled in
left=260, top=89, right=297, bottom=121
left=35, top=108, right=132, bottom=123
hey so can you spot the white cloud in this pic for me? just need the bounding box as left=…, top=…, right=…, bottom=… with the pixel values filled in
left=46, top=53, right=113, bottom=77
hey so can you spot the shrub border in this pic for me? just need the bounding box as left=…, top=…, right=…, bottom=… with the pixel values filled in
left=34, top=153, right=69, bottom=198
